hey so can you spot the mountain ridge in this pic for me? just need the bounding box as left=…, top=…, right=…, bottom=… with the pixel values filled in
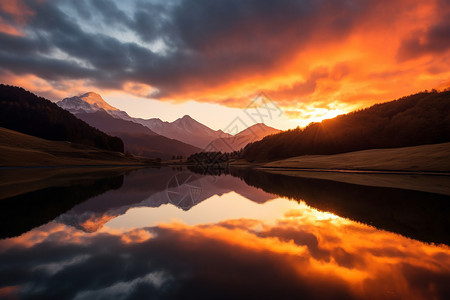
left=57, top=92, right=279, bottom=150
left=209, top=123, right=281, bottom=152
left=57, top=93, right=229, bottom=148
left=76, top=111, right=201, bottom=159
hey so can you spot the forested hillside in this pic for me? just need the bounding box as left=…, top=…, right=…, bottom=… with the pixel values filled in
left=243, top=90, right=450, bottom=162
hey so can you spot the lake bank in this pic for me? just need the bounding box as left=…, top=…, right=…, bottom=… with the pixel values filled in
left=260, top=142, right=450, bottom=172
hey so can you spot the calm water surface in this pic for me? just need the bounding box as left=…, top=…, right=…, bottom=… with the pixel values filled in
left=0, top=167, right=449, bottom=299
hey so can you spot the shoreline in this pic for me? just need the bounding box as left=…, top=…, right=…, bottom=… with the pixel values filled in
left=0, top=163, right=157, bottom=170
left=256, top=166, right=450, bottom=176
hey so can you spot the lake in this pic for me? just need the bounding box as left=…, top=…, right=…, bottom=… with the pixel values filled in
left=0, top=167, right=449, bottom=299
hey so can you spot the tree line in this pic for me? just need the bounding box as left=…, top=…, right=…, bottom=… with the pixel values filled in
left=243, top=89, right=450, bottom=161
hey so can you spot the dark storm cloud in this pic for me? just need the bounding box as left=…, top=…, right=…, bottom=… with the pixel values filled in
left=90, top=0, right=133, bottom=27
left=0, top=225, right=356, bottom=300
left=132, top=1, right=172, bottom=43
left=69, top=0, right=93, bottom=21
left=0, top=31, right=97, bottom=81
left=0, top=32, right=50, bottom=54
left=0, top=0, right=381, bottom=98
left=397, top=12, right=450, bottom=61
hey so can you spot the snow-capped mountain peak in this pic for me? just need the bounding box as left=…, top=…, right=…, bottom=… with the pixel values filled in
left=58, top=92, right=117, bottom=113
left=77, top=92, right=118, bottom=111
left=57, top=92, right=133, bottom=121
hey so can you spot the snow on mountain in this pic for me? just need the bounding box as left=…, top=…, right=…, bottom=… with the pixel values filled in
left=58, top=92, right=135, bottom=121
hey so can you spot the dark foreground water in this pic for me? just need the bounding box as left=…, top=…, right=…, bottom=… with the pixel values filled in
left=0, top=167, right=449, bottom=300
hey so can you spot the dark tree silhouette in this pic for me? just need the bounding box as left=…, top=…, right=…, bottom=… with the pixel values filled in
left=243, top=89, right=450, bottom=161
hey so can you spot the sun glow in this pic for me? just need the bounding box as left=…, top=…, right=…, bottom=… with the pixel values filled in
left=320, top=109, right=345, bottom=121
left=295, top=108, right=346, bottom=127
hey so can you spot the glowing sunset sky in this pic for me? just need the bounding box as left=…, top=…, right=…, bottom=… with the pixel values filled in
left=1, top=0, right=449, bottom=130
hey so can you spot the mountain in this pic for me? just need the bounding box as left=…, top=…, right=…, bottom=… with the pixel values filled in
left=76, top=111, right=158, bottom=136
left=58, top=92, right=133, bottom=121
left=76, top=111, right=201, bottom=159
left=58, top=93, right=230, bottom=149
left=135, top=115, right=231, bottom=149
left=209, top=123, right=281, bottom=152
left=113, top=133, right=200, bottom=159
left=243, top=89, right=450, bottom=162
left=0, top=85, right=123, bottom=153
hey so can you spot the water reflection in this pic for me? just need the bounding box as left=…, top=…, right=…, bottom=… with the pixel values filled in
left=229, top=168, right=450, bottom=245
left=0, top=167, right=449, bottom=299
left=55, top=168, right=276, bottom=233
left=0, top=168, right=125, bottom=238
left=1, top=204, right=449, bottom=299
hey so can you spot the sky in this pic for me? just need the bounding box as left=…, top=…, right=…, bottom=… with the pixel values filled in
left=0, top=0, right=449, bottom=130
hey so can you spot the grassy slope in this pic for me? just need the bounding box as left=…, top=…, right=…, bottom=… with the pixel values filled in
left=264, top=142, right=450, bottom=172
left=0, top=127, right=146, bottom=167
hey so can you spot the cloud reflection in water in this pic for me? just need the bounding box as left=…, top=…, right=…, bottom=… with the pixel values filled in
left=0, top=201, right=449, bottom=300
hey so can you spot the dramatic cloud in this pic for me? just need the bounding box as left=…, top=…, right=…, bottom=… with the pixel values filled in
left=0, top=205, right=449, bottom=299
left=0, top=0, right=449, bottom=123
left=397, top=11, right=450, bottom=61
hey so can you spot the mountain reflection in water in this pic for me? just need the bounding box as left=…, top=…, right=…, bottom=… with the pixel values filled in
left=0, top=167, right=449, bottom=300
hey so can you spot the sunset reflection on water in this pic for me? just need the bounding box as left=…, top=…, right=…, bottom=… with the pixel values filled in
left=1, top=195, right=448, bottom=300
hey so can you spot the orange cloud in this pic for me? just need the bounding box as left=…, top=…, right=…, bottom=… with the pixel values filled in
left=122, top=82, right=158, bottom=98
left=0, top=72, right=98, bottom=102
left=0, top=286, right=19, bottom=299
left=0, top=0, right=33, bottom=20
left=1, top=0, right=449, bottom=127
left=0, top=0, right=34, bottom=36
left=1, top=201, right=449, bottom=299
left=0, top=15, right=24, bottom=36
left=152, top=0, right=450, bottom=125
left=157, top=206, right=450, bottom=299
left=121, top=228, right=153, bottom=244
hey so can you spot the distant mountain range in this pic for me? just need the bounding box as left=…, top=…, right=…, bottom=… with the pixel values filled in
left=243, top=89, right=450, bottom=162
left=75, top=111, right=200, bottom=159
left=58, top=92, right=229, bottom=149
left=57, top=92, right=279, bottom=157
left=135, top=114, right=232, bottom=149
